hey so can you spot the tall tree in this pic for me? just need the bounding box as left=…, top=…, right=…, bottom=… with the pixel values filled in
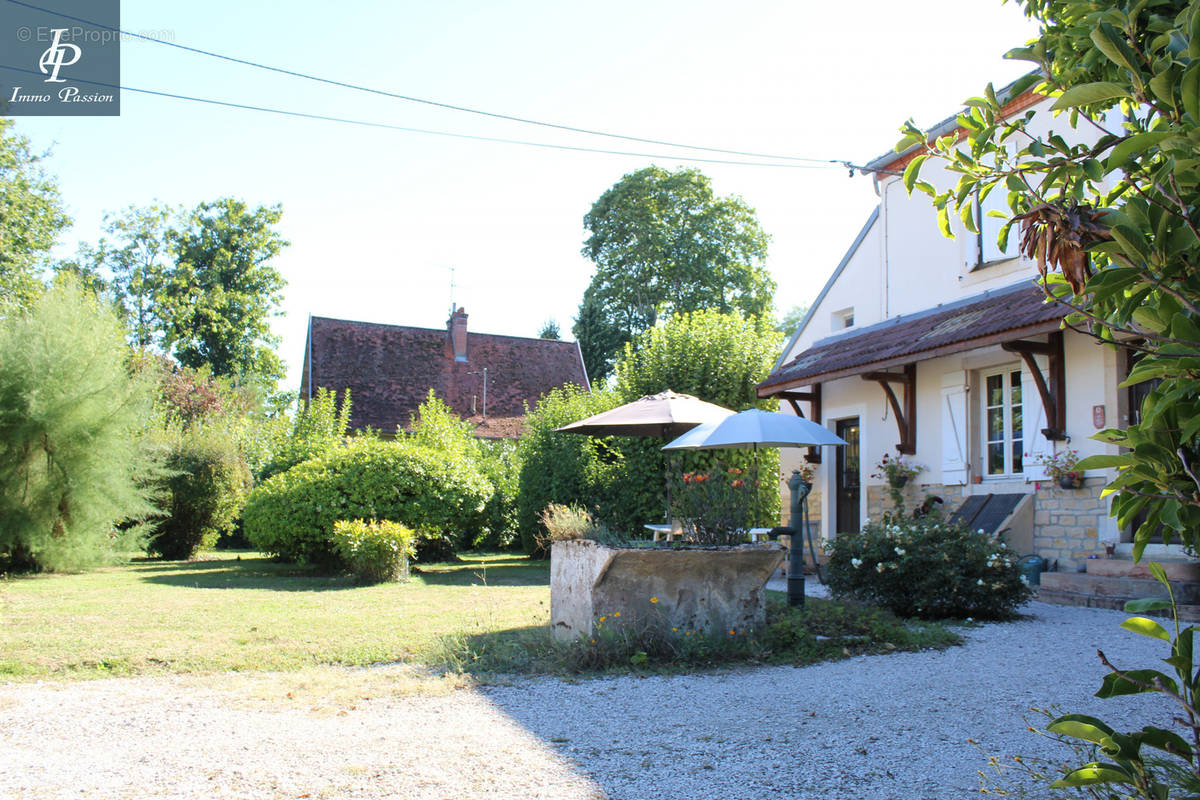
left=0, top=120, right=70, bottom=308
left=66, top=205, right=177, bottom=349
left=903, top=0, right=1200, bottom=557
left=164, top=198, right=288, bottom=385
left=573, top=166, right=774, bottom=381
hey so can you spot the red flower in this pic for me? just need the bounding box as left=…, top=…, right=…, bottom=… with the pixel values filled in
left=731, top=479, right=744, bottom=487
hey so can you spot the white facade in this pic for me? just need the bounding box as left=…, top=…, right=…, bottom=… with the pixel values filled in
left=765, top=93, right=1137, bottom=564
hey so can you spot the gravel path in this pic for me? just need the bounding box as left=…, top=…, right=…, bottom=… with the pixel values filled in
left=0, top=599, right=1174, bottom=799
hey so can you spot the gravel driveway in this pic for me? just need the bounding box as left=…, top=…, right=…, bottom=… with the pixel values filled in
left=0, top=599, right=1173, bottom=799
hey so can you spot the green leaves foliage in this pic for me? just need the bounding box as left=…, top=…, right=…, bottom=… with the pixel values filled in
left=149, top=428, right=252, bottom=560
left=0, top=120, right=70, bottom=310
left=0, top=281, right=161, bottom=572
left=1044, top=566, right=1200, bottom=797
left=243, top=438, right=492, bottom=566
left=574, top=166, right=775, bottom=381
left=515, top=384, right=620, bottom=556
left=903, top=0, right=1200, bottom=555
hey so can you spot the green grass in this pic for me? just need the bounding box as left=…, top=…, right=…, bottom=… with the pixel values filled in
left=0, top=551, right=548, bottom=680
left=0, top=552, right=960, bottom=682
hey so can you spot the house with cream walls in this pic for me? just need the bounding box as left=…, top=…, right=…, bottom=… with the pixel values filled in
left=757, top=85, right=1160, bottom=570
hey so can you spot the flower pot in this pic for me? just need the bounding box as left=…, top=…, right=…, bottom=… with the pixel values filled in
left=889, top=475, right=909, bottom=489
left=1058, top=475, right=1082, bottom=489
left=550, top=540, right=784, bottom=642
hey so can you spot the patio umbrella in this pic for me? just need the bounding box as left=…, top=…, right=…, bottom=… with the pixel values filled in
left=556, top=390, right=736, bottom=521
left=661, top=408, right=847, bottom=451
left=556, top=390, right=734, bottom=439
left=662, top=408, right=848, bottom=605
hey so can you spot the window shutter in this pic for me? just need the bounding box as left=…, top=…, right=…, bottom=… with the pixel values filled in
left=941, top=372, right=968, bottom=486
left=1022, top=365, right=1051, bottom=481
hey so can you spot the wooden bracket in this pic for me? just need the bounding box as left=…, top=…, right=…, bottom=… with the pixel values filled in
left=778, top=384, right=822, bottom=463
left=862, top=364, right=917, bottom=454
left=1002, top=330, right=1066, bottom=441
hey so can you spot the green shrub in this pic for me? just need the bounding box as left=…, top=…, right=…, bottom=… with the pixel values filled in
left=824, top=512, right=1031, bottom=619
left=243, top=438, right=492, bottom=565
left=258, top=387, right=351, bottom=481
left=516, top=384, right=621, bottom=556
left=406, top=391, right=519, bottom=550
left=332, top=519, right=416, bottom=583
left=0, top=282, right=160, bottom=572
left=611, top=310, right=782, bottom=533
left=475, top=438, right=521, bottom=550
left=149, top=430, right=252, bottom=560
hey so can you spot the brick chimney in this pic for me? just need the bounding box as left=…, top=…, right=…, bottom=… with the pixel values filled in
left=447, top=306, right=468, bottom=362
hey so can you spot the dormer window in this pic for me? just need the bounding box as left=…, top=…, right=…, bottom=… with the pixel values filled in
left=833, top=307, right=854, bottom=330
left=976, top=188, right=1018, bottom=267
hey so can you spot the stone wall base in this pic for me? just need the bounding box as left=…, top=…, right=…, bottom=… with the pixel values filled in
left=550, top=540, right=783, bottom=642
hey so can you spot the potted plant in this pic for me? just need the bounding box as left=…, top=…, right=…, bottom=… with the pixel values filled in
left=1036, top=448, right=1084, bottom=489
left=871, top=453, right=923, bottom=489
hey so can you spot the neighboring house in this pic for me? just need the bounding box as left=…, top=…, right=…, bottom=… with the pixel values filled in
left=758, top=84, right=1156, bottom=570
left=300, top=307, right=590, bottom=439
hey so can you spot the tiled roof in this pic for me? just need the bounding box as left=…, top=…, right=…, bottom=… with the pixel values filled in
left=301, top=315, right=589, bottom=438
left=758, top=282, right=1068, bottom=392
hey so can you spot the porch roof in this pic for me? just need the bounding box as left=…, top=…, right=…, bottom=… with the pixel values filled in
left=757, top=282, right=1069, bottom=394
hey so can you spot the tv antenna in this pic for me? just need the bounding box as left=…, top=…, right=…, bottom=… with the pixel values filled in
left=449, top=266, right=457, bottom=314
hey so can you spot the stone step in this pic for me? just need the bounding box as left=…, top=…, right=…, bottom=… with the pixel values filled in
left=1037, top=573, right=1200, bottom=621
left=1087, top=557, right=1200, bottom=582
left=1041, top=572, right=1200, bottom=603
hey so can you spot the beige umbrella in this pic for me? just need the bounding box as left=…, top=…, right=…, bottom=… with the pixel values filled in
left=556, top=390, right=734, bottom=439
left=556, top=390, right=735, bottom=523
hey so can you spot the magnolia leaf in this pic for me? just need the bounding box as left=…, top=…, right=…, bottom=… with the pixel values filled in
left=1096, top=669, right=1177, bottom=697
left=1184, top=62, right=1200, bottom=122
left=1052, top=82, right=1132, bottom=110
left=1121, top=616, right=1171, bottom=642
left=1106, top=131, right=1174, bottom=170
left=1137, top=726, right=1194, bottom=758
left=1050, top=763, right=1134, bottom=788
left=1147, top=561, right=1169, bottom=586
left=903, top=155, right=929, bottom=194
left=1125, top=597, right=1173, bottom=613
left=1091, top=24, right=1143, bottom=87
left=1075, top=454, right=1132, bottom=470
left=1049, top=714, right=1115, bottom=744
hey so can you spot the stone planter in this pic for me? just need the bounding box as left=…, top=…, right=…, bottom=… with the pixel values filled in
left=550, top=539, right=784, bottom=643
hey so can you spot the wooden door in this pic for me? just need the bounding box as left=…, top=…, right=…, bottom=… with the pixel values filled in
left=835, top=418, right=860, bottom=534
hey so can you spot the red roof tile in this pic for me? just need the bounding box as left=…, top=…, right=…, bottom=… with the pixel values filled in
left=759, top=282, right=1068, bottom=392
left=300, top=314, right=589, bottom=437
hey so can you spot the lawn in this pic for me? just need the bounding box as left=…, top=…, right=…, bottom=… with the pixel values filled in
left=0, top=551, right=549, bottom=680
left=0, top=551, right=960, bottom=682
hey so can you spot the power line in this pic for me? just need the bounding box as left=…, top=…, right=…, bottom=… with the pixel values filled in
left=0, top=65, right=841, bottom=169
left=5, top=0, right=845, bottom=166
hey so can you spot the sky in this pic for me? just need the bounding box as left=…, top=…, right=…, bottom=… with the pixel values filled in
left=9, top=0, right=1041, bottom=391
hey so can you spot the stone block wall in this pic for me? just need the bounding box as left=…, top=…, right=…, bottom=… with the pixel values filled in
left=865, top=482, right=967, bottom=526
left=1030, top=479, right=1105, bottom=570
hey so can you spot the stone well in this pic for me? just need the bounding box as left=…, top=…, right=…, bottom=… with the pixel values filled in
left=550, top=540, right=784, bottom=642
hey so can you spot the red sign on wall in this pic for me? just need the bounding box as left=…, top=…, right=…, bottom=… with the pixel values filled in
left=1093, top=405, right=1106, bottom=429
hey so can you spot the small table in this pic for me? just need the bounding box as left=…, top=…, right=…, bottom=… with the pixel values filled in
left=644, top=523, right=679, bottom=543
left=644, top=525, right=772, bottom=544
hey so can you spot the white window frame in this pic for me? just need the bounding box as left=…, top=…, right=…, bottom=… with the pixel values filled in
left=979, top=365, right=1024, bottom=479
left=976, top=188, right=1018, bottom=267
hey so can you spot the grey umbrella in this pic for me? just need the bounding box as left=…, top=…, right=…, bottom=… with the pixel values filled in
left=556, top=390, right=735, bottom=521
left=663, top=408, right=848, bottom=605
